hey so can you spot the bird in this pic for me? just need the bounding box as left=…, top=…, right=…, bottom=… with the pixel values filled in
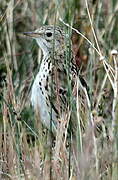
left=23, top=25, right=84, bottom=136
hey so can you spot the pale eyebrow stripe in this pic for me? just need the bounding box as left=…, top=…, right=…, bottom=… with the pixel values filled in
left=44, top=26, right=64, bottom=37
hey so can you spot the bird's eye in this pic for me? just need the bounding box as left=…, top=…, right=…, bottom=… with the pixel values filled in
left=46, top=32, right=52, bottom=37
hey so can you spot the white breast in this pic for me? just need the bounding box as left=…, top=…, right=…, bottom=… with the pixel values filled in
left=31, top=58, right=57, bottom=133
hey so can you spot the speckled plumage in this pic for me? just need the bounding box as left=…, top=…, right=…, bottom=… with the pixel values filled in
left=24, top=25, right=78, bottom=134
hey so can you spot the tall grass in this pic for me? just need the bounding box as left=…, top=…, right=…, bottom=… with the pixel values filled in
left=0, top=0, right=118, bottom=179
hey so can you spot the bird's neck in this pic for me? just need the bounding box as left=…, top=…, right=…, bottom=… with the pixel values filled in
left=43, top=48, right=66, bottom=62
left=42, top=42, right=66, bottom=58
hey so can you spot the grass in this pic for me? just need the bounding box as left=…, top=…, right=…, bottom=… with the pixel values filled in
left=0, top=0, right=118, bottom=179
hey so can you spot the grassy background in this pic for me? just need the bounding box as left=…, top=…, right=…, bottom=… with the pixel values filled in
left=0, top=0, right=118, bottom=179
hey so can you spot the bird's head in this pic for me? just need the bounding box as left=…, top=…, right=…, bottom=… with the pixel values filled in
left=23, top=25, right=66, bottom=55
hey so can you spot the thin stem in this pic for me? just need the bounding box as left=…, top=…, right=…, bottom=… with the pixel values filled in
left=95, top=73, right=108, bottom=110
left=85, top=0, right=102, bottom=57
left=103, top=60, right=114, bottom=89
left=59, top=18, right=101, bottom=56
left=112, top=55, right=118, bottom=130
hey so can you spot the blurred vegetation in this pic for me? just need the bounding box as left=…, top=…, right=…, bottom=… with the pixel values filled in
left=0, top=0, right=118, bottom=179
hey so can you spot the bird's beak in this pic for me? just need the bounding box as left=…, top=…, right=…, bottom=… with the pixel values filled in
left=23, top=31, right=42, bottom=38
